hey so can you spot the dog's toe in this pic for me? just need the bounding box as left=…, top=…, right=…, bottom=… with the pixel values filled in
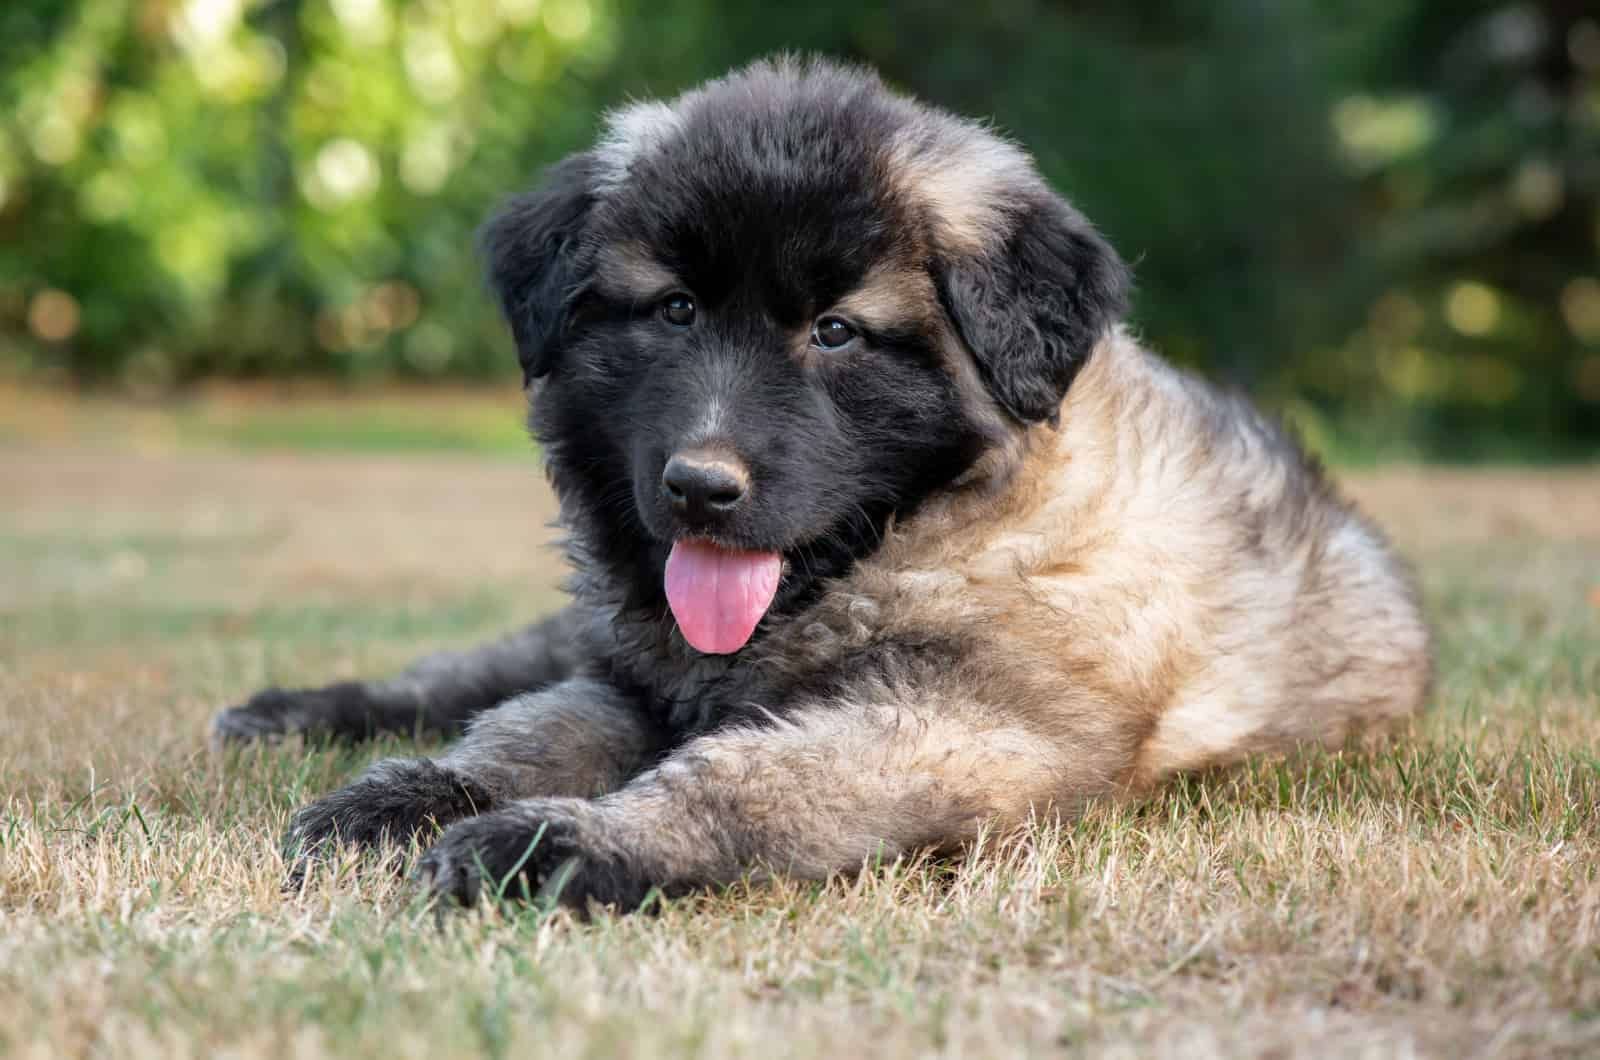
left=416, top=810, right=583, bottom=907
left=280, top=760, right=493, bottom=888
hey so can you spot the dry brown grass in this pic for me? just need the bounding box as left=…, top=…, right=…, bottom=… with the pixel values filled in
left=2, top=449, right=1597, bottom=1058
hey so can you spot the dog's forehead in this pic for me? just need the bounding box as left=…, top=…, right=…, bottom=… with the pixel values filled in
left=592, top=60, right=890, bottom=195
left=589, top=60, right=1039, bottom=281
left=589, top=157, right=892, bottom=316
left=594, top=98, right=899, bottom=290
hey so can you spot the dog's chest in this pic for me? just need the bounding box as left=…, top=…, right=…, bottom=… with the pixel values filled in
left=600, top=567, right=997, bottom=738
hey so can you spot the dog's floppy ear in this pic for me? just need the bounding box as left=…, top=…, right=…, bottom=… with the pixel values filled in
left=480, top=152, right=599, bottom=384
left=936, top=194, right=1130, bottom=425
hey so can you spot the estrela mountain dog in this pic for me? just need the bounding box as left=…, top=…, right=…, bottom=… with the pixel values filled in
left=215, top=58, right=1432, bottom=910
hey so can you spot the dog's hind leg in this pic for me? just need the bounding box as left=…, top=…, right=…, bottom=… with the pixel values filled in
left=212, top=605, right=588, bottom=745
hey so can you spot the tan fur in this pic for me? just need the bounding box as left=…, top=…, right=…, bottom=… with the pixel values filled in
left=765, top=327, right=1433, bottom=823
left=592, top=242, right=679, bottom=303
left=832, top=264, right=936, bottom=331
left=520, top=687, right=1066, bottom=884
left=478, top=326, right=1432, bottom=876
left=477, top=382, right=1439, bottom=884
left=881, top=114, right=1037, bottom=254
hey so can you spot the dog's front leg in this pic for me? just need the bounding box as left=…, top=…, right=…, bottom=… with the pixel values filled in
left=417, top=691, right=1078, bottom=910
left=213, top=606, right=588, bottom=745
left=281, top=676, right=664, bottom=881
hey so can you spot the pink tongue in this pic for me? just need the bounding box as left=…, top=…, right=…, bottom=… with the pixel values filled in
left=664, top=540, right=783, bottom=654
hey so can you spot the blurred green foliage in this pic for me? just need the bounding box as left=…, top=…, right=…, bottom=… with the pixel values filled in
left=1, top=0, right=1596, bottom=454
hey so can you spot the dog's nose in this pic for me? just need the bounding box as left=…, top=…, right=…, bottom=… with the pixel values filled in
left=662, top=451, right=750, bottom=522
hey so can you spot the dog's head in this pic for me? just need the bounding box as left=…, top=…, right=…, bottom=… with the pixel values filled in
left=484, top=57, right=1129, bottom=652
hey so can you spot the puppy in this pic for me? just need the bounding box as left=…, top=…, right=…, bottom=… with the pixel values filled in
left=215, top=57, right=1432, bottom=909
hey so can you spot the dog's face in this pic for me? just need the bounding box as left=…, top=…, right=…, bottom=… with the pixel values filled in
left=484, top=59, right=1129, bottom=651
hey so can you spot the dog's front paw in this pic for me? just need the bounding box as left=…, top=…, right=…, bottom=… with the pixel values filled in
left=211, top=682, right=383, bottom=747
left=211, top=687, right=310, bottom=745
left=416, top=804, right=653, bottom=912
left=283, top=759, right=491, bottom=886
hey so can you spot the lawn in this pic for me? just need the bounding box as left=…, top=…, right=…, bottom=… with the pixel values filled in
left=1, top=433, right=1597, bottom=1057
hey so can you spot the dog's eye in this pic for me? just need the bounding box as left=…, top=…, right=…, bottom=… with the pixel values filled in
left=811, top=317, right=856, bottom=350
left=661, top=293, right=696, bottom=327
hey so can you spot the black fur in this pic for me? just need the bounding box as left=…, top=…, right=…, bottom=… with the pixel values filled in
left=481, top=153, right=600, bottom=385
left=283, top=759, right=493, bottom=881
left=212, top=609, right=585, bottom=747
left=528, top=89, right=990, bottom=621
left=936, top=196, right=1131, bottom=425
left=213, top=683, right=421, bottom=744
left=416, top=807, right=657, bottom=911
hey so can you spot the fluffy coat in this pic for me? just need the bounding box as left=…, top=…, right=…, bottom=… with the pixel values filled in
left=214, top=58, right=1432, bottom=910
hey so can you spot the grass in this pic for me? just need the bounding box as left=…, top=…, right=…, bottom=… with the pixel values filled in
left=0, top=381, right=533, bottom=455
left=1, top=439, right=1598, bottom=1057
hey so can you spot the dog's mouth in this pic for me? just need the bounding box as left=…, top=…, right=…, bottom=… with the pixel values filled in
left=664, top=538, right=784, bottom=655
